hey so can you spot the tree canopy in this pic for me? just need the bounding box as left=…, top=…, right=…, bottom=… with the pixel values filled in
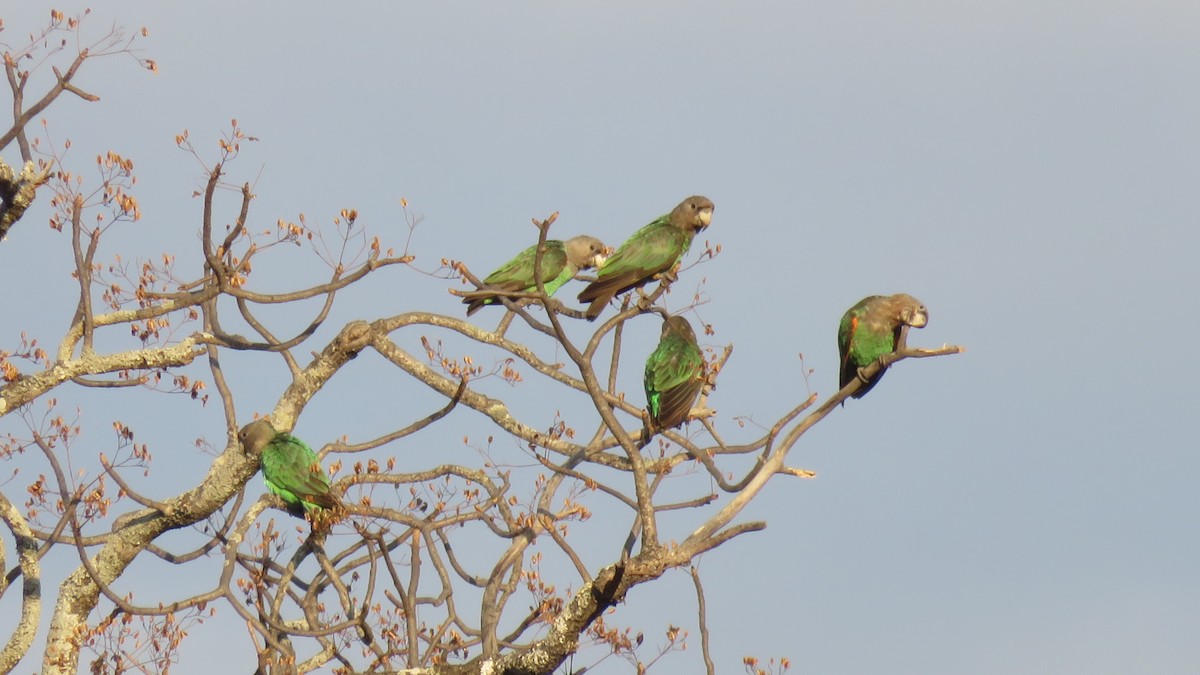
left=0, top=11, right=960, bottom=675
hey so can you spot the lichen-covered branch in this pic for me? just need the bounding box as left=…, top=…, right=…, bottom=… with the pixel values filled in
left=0, top=490, right=41, bottom=672
left=0, top=159, right=51, bottom=240
left=0, top=338, right=208, bottom=416
left=38, top=317, right=382, bottom=674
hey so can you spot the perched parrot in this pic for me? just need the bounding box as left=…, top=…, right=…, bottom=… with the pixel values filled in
left=238, top=419, right=339, bottom=515
left=463, top=235, right=608, bottom=316
left=644, top=315, right=706, bottom=430
left=577, top=196, right=714, bottom=320
left=838, top=294, right=929, bottom=400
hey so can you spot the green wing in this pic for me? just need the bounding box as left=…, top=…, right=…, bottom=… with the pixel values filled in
left=838, top=296, right=894, bottom=398
left=838, top=300, right=866, bottom=390
left=644, top=324, right=704, bottom=429
left=465, top=241, right=569, bottom=315
left=261, top=434, right=337, bottom=512
left=577, top=218, right=692, bottom=317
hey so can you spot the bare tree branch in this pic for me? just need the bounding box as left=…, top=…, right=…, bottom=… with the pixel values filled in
left=0, top=491, right=40, bottom=672
left=0, top=12, right=967, bottom=672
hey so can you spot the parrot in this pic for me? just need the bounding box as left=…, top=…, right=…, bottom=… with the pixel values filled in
left=577, top=195, right=714, bottom=320
left=644, top=315, right=706, bottom=430
left=238, top=419, right=339, bottom=515
left=838, top=294, right=929, bottom=400
left=463, top=234, right=607, bottom=316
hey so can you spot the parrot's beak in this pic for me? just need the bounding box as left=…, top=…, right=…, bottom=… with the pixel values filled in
left=697, top=208, right=713, bottom=229
left=592, top=246, right=614, bottom=268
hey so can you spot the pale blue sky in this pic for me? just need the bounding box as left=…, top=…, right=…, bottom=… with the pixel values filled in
left=2, top=1, right=1198, bottom=673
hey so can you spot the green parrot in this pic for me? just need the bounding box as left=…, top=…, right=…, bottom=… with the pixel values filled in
left=577, top=196, right=714, bottom=320
left=463, top=235, right=608, bottom=316
left=238, top=419, right=339, bottom=514
left=838, top=294, right=929, bottom=400
left=644, top=315, right=706, bottom=430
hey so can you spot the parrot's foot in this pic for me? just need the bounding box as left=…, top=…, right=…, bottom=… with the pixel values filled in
left=855, top=367, right=872, bottom=386
left=653, top=268, right=679, bottom=284
left=544, top=298, right=565, bottom=314
left=633, top=286, right=658, bottom=311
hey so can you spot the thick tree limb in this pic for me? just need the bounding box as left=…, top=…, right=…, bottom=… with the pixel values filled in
left=0, top=338, right=208, bottom=416
left=0, top=159, right=51, bottom=241
left=38, top=319, right=378, bottom=674
left=0, top=491, right=40, bottom=672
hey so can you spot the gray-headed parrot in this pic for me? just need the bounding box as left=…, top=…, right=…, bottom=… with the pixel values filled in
left=644, top=315, right=705, bottom=430
left=577, top=196, right=713, bottom=320
left=239, top=419, right=339, bottom=515
left=838, top=294, right=928, bottom=399
left=463, top=235, right=607, bottom=316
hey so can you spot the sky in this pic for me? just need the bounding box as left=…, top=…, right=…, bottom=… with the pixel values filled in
left=2, top=1, right=1199, bottom=673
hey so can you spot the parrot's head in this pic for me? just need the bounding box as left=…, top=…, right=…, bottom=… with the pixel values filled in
left=895, top=295, right=928, bottom=329
left=238, top=418, right=278, bottom=455
left=673, top=195, right=714, bottom=232
left=662, top=315, right=697, bottom=342
left=565, top=235, right=609, bottom=271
